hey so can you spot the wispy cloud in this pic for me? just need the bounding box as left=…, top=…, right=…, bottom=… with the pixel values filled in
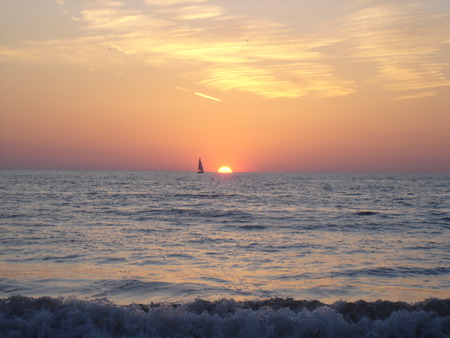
left=327, top=3, right=450, bottom=99
left=394, top=91, right=437, bottom=101
left=77, top=2, right=358, bottom=98
left=174, top=5, right=224, bottom=20
left=1, top=0, right=356, bottom=99
left=4, top=1, right=450, bottom=100
left=145, top=0, right=206, bottom=5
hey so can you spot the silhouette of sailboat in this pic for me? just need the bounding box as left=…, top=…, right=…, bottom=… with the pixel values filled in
left=197, top=158, right=204, bottom=173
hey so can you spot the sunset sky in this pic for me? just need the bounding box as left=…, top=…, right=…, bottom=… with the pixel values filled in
left=1, top=0, right=449, bottom=173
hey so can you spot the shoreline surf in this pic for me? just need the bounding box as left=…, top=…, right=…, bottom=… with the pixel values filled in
left=1, top=296, right=449, bottom=337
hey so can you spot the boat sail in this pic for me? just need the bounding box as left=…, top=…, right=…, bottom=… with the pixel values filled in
left=197, top=158, right=204, bottom=173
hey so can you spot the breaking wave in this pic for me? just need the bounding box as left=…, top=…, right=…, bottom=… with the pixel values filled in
left=1, top=296, right=449, bottom=337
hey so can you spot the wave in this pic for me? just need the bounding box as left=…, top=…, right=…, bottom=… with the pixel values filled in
left=354, top=211, right=378, bottom=216
left=174, top=193, right=241, bottom=200
left=1, top=296, right=449, bottom=337
left=336, top=266, right=450, bottom=278
left=133, top=207, right=254, bottom=221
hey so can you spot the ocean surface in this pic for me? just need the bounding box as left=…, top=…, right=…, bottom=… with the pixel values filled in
left=1, top=170, right=449, bottom=337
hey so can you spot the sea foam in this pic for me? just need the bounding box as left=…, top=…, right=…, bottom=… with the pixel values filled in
left=1, top=296, right=449, bottom=337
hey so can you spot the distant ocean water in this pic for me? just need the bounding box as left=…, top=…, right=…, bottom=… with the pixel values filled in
left=1, top=170, right=449, bottom=337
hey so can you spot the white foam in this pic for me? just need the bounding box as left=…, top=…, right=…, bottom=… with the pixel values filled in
left=1, top=297, right=449, bottom=337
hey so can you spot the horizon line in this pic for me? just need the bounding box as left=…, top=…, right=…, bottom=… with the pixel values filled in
left=1, top=168, right=449, bottom=176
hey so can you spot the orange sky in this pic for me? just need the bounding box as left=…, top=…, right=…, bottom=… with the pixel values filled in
left=1, top=0, right=449, bottom=173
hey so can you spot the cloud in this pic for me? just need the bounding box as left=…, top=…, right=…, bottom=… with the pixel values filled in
left=394, top=91, right=437, bottom=101
left=75, top=2, right=357, bottom=99
left=0, top=37, right=127, bottom=68
left=174, top=5, right=224, bottom=20
left=145, top=0, right=206, bottom=5
left=327, top=3, right=450, bottom=98
left=3, top=1, right=449, bottom=100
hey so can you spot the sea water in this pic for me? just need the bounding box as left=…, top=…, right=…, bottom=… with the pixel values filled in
left=1, top=170, right=449, bottom=336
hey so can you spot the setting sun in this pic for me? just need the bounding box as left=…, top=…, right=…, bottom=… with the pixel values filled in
left=218, top=166, right=233, bottom=174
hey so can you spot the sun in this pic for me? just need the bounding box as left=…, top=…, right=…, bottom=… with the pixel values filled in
left=218, top=166, right=233, bottom=174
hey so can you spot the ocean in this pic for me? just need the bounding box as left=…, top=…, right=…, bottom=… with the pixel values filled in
left=1, top=170, right=449, bottom=337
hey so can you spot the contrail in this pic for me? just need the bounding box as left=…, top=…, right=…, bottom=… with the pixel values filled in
left=194, top=92, right=222, bottom=101
left=176, top=87, right=222, bottom=102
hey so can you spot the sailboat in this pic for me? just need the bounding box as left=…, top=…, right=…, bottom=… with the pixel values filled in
left=197, top=158, right=204, bottom=173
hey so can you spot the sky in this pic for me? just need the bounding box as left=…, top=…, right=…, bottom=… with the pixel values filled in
left=1, top=0, right=449, bottom=174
